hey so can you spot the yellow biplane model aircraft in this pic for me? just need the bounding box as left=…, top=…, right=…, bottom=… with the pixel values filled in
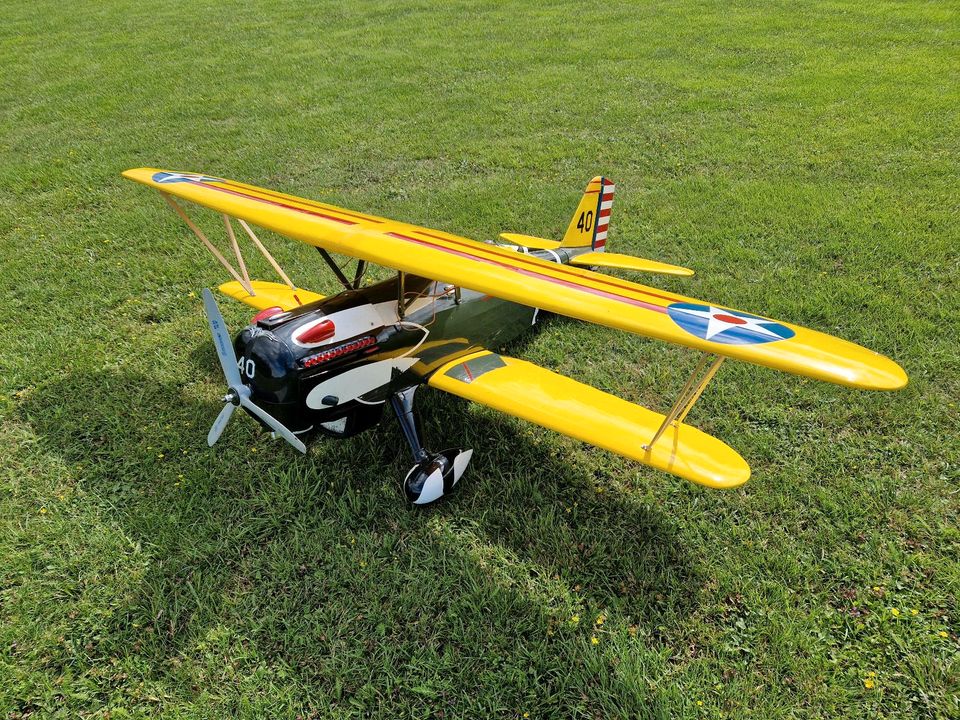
left=124, top=168, right=907, bottom=504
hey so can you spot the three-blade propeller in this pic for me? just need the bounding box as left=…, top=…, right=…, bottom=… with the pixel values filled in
left=201, top=288, right=306, bottom=453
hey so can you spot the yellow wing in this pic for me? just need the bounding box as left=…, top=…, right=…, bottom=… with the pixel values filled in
left=123, top=168, right=907, bottom=391
left=218, top=280, right=323, bottom=311
left=429, top=350, right=750, bottom=489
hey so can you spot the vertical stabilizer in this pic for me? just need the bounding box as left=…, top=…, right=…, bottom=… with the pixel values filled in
left=561, top=176, right=615, bottom=251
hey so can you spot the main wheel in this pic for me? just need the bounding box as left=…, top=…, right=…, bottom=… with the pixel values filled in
left=403, top=448, right=473, bottom=505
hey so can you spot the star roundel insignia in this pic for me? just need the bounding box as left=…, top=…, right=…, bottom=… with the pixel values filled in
left=666, top=302, right=795, bottom=345
left=152, top=171, right=223, bottom=185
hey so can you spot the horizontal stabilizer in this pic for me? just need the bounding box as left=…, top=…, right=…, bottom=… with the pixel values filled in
left=429, top=350, right=750, bottom=489
left=569, top=251, right=694, bottom=277
left=499, top=232, right=562, bottom=250
left=219, top=280, right=324, bottom=311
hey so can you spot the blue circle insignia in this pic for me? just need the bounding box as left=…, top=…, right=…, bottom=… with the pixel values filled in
left=152, top=171, right=221, bottom=185
left=666, top=302, right=795, bottom=345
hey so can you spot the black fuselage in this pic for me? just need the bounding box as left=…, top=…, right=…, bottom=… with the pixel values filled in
left=235, top=247, right=574, bottom=443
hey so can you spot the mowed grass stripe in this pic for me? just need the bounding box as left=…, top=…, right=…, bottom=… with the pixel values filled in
left=0, top=1, right=957, bottom=718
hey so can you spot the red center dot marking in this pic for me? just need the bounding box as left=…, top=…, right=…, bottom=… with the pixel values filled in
left=713, top=313, right=747, bottom=325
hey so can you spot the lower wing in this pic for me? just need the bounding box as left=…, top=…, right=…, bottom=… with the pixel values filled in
left=429, top=350, right=750, bottom=489
left=219, top=280, right=323, bottom=311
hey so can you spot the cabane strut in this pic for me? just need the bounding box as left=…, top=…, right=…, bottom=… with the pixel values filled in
left=316, top=248, right=368, bottom=292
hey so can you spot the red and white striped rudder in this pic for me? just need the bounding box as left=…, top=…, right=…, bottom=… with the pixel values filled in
left=592, top=178, right=615, bottom=251
left=561, top=176, right=615, bottom=251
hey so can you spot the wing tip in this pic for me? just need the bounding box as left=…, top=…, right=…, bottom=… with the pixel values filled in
left=121, top=167, right=161, bottom=184
left=676, top=455, right=751, bottom=490
left=881, top=360, right=909, bottom=391
left=848, top=356, right=909, bottom=391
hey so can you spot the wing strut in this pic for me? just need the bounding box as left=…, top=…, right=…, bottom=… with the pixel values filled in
left=160, top=193, right=254, bottom=295
left=158, top=191, right=303, bottom=298
left=397, top=271, right=410, bottom=318
left=235, top=218, right=296, bottom=290
left=222, top=215, right=251, bottom=289
left=643, top=354, right=725, bottom=450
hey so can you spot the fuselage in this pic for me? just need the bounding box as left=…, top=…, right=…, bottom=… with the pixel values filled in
left=234, top=245, right=588, bottom=442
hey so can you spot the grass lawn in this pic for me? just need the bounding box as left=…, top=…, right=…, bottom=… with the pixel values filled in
left=1, top=0, right=958, bottom=717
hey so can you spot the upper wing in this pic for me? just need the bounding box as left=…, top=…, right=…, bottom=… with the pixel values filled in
left=429, top=350, right=750, bottom=489
left=123, top=168, right=907, bottom=390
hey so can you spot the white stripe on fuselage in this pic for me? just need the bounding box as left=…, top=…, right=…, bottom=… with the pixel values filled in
left=292, top=303, right=386, bottom=348
left=306, top=358, right=418, bottom=408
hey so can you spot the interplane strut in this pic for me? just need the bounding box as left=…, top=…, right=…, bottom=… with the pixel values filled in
left=643, top=354, right=725, bottom=450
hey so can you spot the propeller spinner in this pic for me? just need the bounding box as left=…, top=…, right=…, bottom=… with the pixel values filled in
left=201, top=288, right=307, bottom=453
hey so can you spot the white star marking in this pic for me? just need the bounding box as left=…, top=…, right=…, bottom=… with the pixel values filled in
left=155, top=172, right=220, bottom=184
left=674, top=305, right=785, bottom=341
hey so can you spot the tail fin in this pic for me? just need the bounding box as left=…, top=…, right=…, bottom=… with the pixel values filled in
left=561, top=176, right=615, bottom=251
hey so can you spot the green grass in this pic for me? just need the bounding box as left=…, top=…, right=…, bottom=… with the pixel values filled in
left=1, top=0, right=958, bottom=717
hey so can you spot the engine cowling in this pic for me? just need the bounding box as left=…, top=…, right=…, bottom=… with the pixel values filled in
left=232, top=291, right=421, bottom=440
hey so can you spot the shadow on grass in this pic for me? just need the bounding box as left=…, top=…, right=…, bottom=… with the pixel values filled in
left=20, top=368, right=698, bottom=715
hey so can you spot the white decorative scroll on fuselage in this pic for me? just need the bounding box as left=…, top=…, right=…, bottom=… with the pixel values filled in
left=305, top=358, right=419, bottom=408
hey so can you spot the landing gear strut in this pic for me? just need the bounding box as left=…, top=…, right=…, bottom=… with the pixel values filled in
left=391, top=386, right=472, bottom=505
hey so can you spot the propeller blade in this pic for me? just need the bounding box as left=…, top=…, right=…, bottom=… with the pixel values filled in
left=239, top=392, right=307, bottom=453
left=200, top=289, right=306, bottom=455
left=201, top=288, right=242, bottom=387
left=207, top=401, right=237, bottom=446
